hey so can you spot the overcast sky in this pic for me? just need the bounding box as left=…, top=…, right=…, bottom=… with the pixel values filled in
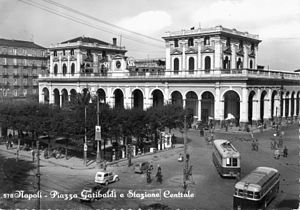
left=1, top=0, right=299, bottom=71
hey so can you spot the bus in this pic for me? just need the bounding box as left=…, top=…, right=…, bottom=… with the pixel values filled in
left=212, top=139, right=241, bottom=177
left=233, top=167, right=280, bottom=210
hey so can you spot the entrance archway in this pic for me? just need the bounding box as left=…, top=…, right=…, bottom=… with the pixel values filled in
left=248, top=91, right=256, bottom=124
left=114, top=89, right=124, bottom=109
left=260, top=91, right=268, bottom=122
left=61, top=89, right=68, bottom=106
left=171, top=91, right=183, bottom=106
left=152, top=89, right=164, bottom=107
left=271, top=90, right=280, bottom=119
left=132, top=89, right=144, bottom=110
left=53, top=89, right=60, bottom=106
left=70, top=89, right=77, bottom=104
left=42, top=88, right=49, bottom=104
left=224, top=90, right=240, bottom=125
left=186, top=91, right=198, bottom=117
left=201, top=91, right=214, bottom=123
left=97, top=89, right=106, bottom=103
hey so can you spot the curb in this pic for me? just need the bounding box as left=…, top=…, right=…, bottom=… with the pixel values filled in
left=0, top=144, right=184, bottom=170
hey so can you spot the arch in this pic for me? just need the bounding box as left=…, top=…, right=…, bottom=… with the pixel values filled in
left=62, top=63, right=67, bottom=76
left=271, top=90, right=280, bottom=119
left=248, top=90, right=256, bottom=124
left=188, top=57, right=194, bottom=74
left=54, top=64, right=58, bottom=75
left=285, top=92, right=290, bottom=117
left=97, top=88, right=106, bottom=103
left=186, top=91, right=198, bottom=117
left=171, top=91, right=183, bottom=106
left=114, top=89, right=124, bottom=109
left=71, top=63, right=75, bottom=75
left=53, top=89, right=60, bottom=106
left=132, top=89, right=144, bottom=110
left=152, top=89, right=164, bottom=107
left=201, top=91, right=215, bottom=123
left=291, top=92, right=295, bottom=117
left=61, top=89, right=68, bottom=107
left=204, top=56, right=211, bottom=73
left=223, top=90, right=240, bottom=126
left=174, top=58, right=179, bottom=74
left=70, top=89, right=77, bottom=104
left=42, top=87, right=49, bottom=104
left=260, top=90, right=268, bottom=122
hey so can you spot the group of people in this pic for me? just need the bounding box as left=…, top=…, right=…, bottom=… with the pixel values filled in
left=146, top=164, right=163, bottom=184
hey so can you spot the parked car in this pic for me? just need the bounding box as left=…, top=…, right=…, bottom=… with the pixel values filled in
left=94, top=171, right=119, bottom=185
left=78, top=184, right=109, bottom=202
left=134, top=161, right=153, bottom=174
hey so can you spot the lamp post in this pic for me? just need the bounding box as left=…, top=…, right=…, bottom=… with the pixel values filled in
left=83, top=104, right=87, bottom=166
left=96, top=94, right=101, bottom=168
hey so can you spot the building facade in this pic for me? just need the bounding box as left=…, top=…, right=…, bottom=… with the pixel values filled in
left=0, top=38, right=48, bottom=100
left=39, top=26, right=300, bottom=128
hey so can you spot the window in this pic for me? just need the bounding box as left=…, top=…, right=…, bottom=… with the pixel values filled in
left=254, top=192, right=260, bottom=199
left=13, top=58, right=17, bottom=65
left=188, top=57, right=194, bottom=72
left=71, top=49, right=74, bottom=55
left=247, top=191, right=254, bottom=198
left=204, top=56, right=211, bottom=70
left=204, top=36, right=210, bottom=45
left=238, top=189, right=244, bottom=196
left=250, top=60, right=253, bottom=69
left=239, top=41, right=243, bottom=50
left=173, top=58, right=179, bottom=74
left=63, top=50, right=66, bottom=56
left=54, top=50, right=57, bottom=56
left=237, top=58, right=242, bottom=69
left=62, top=64, right=67, bottom=75
left=232, top=158, right=237, bottom=166
left=71, top=63, right=75, bottom=75
left=54, top=64, right=58, bottom=75
left=174, top=39, right=179, bottom=47
left=23, top=89, right=27, bottom=96
left=14, top=90, right=18, bottom=97
left=13, top=49, right=17, bottom=55
left=188, top=38, right=194, bottom=47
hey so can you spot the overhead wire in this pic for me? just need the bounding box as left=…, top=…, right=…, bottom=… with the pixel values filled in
left=18, top=0, right=165, bottom=50
left=41, top=0, right=164, bottom=43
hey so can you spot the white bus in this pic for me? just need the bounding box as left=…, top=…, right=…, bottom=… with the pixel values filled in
left=212, top=139, right=241, bottom=177
left=233, top=167, right=280, bottom=210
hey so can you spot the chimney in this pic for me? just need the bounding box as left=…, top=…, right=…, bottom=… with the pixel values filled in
left=113, top=38, right=117, bottom=46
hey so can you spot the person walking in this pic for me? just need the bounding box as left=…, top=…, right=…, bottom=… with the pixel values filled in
left=283, top=146, right=288, bottom=157
left=156, top=166, right=162, bottom=184
left=183, top=181, right=188, bottom=194
left=32, top=149, right=35, bottom=162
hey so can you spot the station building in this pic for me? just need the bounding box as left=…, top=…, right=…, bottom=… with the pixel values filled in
left=38, top=26, right=300, bottom=128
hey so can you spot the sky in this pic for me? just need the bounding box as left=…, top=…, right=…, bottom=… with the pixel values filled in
left=0, top=0, right=299, bottom=71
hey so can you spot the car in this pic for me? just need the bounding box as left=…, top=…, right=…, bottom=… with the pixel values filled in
left=78, top=184, right=109, bottom=202
left=134, top=161, right=153, bottom=174
left=94, top=171, right=119, bottom=185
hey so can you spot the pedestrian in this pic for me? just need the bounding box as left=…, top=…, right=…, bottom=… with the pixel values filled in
left=157, top=164, right=161, bottom=173
left=156, top=168, right=162, bottom=183
left=5, top=140, right=9, bottom=150
left=183, top=181, right=187, bottom=194
left=283, top=146, right=288, bottom=157
left=32, top=149, right=35, bottom=162
left=255, top=139, right=259, bottom=151
left=274, top=149, right=280, bottom=159
left=236, top=172, right=241, bottom=181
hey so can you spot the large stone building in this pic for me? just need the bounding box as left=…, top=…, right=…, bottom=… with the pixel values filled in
left=0, top=38, right=48, bottom=100
left=39, top=26, right=300, bottom=128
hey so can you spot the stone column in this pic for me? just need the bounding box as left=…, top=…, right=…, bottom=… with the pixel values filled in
left=214, top=38, right=222, bottom=74
left=252, top=89, right=261, bottom=124
left=144, top=87, right=151, bottom=110
left=288, top=96, right=292, bottom=117
left=76, top=51, right=81, bottom=74
left=50, top=54, right=53, bottom=74
left=59, top=93, right=63, bottom=108
left=231, top=43, right=236, bottom=69
left=240, top=87, right=249, bottom=128
left=263, top=90, right=272, bottom=123
left=243, top=45, right=249, bottom=69
left=125, top=86, right=131, bottom=109
left=197, top=39, right=202, bottom=71
left=294, top=97, right=297, bottom=117
left=282, top=96, right=286, bottom=118
left=164, top=83, right=169, bottom=105
left=67, top=54, right=70, bottom=74
left=165, top=42, right=171, bottom=71
left=182, top=42, right=186, bottom=71
left=198, top=99, right=202, bottom=122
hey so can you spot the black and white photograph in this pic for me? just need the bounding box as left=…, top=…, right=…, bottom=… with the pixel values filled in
left=0, top=0, right=299, bottom=209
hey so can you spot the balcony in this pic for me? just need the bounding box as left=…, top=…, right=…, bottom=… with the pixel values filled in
left=37, top=68, right=300, bottom=82
left=23, top=74, right=28, bottom=78
left=13, top=84, right=20, bottom=88
left=2, top=64, right=8, bottom=68
left=13, top=64, right=19, bottom=68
